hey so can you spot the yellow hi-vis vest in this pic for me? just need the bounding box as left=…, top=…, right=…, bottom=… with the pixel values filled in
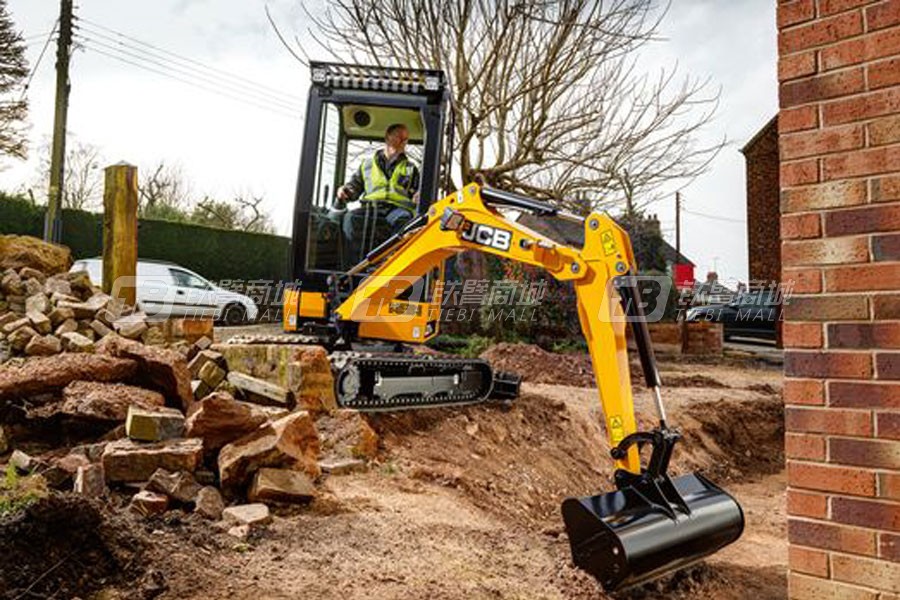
left=360, top=155, right=415, bottom=211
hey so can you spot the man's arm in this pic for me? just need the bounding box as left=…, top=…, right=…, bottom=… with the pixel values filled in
left=337, top=166, right=364, bottom=204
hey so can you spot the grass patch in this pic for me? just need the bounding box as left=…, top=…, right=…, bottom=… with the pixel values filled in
left=0, top=463, right=48, bottom=517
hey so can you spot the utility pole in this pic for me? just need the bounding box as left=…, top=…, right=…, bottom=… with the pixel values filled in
left=674, top=191, right=681, bottom=264
left=44, top=0, right=73, bottom=243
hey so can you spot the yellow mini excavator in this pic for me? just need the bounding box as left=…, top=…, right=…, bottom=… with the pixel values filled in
left=254, top=62, right=744, bottom=590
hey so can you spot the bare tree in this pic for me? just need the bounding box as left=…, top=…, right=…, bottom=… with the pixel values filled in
left=138, top=161, right=193, bottom=221
left=0, top=0, right=28, bottom=163
left=33, top=137, right=104, bottom=210
left=192, top=192, right=275, bottom=234
left=297, top=0, right=724, bottom=214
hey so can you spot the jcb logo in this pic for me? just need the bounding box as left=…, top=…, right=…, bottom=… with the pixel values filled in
left=461, top=222, right=512, bottom=251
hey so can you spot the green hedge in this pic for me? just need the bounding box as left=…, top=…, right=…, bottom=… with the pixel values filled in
left=0, top=193, right=290, bottom=282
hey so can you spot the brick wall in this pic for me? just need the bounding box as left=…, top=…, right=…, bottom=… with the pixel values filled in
left=778, top=1, right=900, bottom=598
left=744, top=116, right=782, bottom=288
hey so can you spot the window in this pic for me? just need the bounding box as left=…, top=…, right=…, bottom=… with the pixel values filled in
left=169, top=268, right=211, bottom=290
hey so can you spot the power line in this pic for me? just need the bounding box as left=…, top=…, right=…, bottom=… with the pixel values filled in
left=682, top=207, right=745, bottom=224
left=75, top=32, right=303, bottom=115
left=77, top=17, right=303, bottom=105
left=78, top=40, right=302, bottom=120
left=20, top=20, right=59, bottom=101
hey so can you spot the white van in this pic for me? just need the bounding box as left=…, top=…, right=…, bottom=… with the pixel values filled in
left=70, top=258, right=259, bottom=325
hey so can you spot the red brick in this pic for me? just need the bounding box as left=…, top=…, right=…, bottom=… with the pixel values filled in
left=782, top=213, right=822, bottom=239
left=779, top=0, right=816, bottom=28
left=784, top=268, right=824, bottom=293
left=867, top=0, right=900, bottom=31
left=784, top=323, right=824, bottom=348
left=825, top=263, right=900, bottom=292
left=824, top=145, right=900, bottom=180
left=873, top=234, right=900, bottom=261
left=788, top=518, right=878, bottom=554
left=829, top=381, right=900, bottom=409
left=869, top=115, right=900, bottom=146
left=781, top=68, right=865, bottom=107
left=882, top=472, right=900, bottom=499
left=779, top=11, right=863, bottom=54
left=780, top=105, right=819, bottom=133
left=833, top=497, right=900, bottom=531
left=829, top=437, right=900, bottom=468
left=824, top=204, right=900, bottom=236
left=788, top=489, right=829, bottom=518
left=787, top=432, right=828, bottom=459
left=832, top=553, right=900, bottom=593
left=785, top=351, right=873, bottom=378
left=782, top=159, right=820, bottom=186
left=781, top=179, right=867, bottom=212
left=783, top=237, right=869, bottom=266
left=829, top=323, right=900, bottom=349
left=819, top=0, right=873, bottom=15
left=869, top=57, right=900, bottom=90
left=789, top=461, right=877, bottom=495
left=781, top=124, right=865, bottom=160
left=789, top=545, right=829, bottom=576
left=880, top=532, right=900, bottom=561
left=871, top=175, right=900, bottom=202
left=877, top=410, right=900, bottom=438
left=822, top=27, right=900, bottom=70
left=784, top=295, right=869, bottom=320
left=779, top=50, right=818, bottom=81
left=787, top=406, right=874, bottom=435
left=823, top=87, right=900, bottom=125
left=876, top=353, right=900, bottom=379
left=785, top=378, right=826, bottom=404
left=789, top=572, right=879, bottom=600
left=873, top=294, right=900, bottom=318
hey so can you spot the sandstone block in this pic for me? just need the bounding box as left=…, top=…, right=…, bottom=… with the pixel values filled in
left=126, top=406, right=185, bottom=442
left=102, top=438, right=202, bottom=482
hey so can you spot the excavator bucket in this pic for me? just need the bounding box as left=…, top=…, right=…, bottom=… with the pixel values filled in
left=561, top=470, right=744, bottom=591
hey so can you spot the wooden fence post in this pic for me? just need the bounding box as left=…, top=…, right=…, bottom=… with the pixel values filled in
left=102, top=162, right=138, bottom=308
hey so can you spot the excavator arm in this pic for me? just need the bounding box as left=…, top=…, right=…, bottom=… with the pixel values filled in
left=335, top=184, right=744, bottom=590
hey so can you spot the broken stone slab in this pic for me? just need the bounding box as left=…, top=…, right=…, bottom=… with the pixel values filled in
left=48, top=306, right=74, bottom=326
left=75, top=323, right=96, bottom=341
left=184, top=391, right=269, bottom=452
left=0, top=353, right=138, bottom=400
left=146, top=468, right=202, bottom=504
left=8, top=325, right=37, bottom=351
left=60, top=331, right=95, bottom=353
left=186, top=336, right=213, bottom=361
left=24, top=334, right=61, bottom=356
left=316, top=409, right=379, bottom=461
left=227, top=371, right=294, bottom=408
left=25, top=293, right=49, bottom=315
left=0, top=234, right=72, bottom=274
left=23, top=278, right=43, bottom=297
left=218, top=411, right=320, bottom=490
left=90, top=319, right=113, bottom=338
left=0, top=271, right=23, bottom=296
left=43, top=277, right=72, bottom=297
left=248, top=468, right=316, bottom=504
left=222, top=503, right=271, bottom=528
left=130, top=490, right=169, bottom=516
left=126, top=406, right=185, bottom=442
left=26, top=310, right=51, bottom=334
left=318, top=457, right=367, bottom=475
left=10, top=449, right=37, bottom=472
left=194, top=486, right=225, bottom=520
left=54, top=318, right=78, bottom=336
left=227, top=524, right=251, bottom=540
left=0, top=312, right=20, bottom=328
left=102, top=438, right=203, bottom=482
left=56, top=294, right=108, bottom=319
left=141, top=326, right=166, bottom=346
left=116, top=319, right=148, bottom=341
left=61, top=381, right=165, bottom=422
left=45, top=453, right=91, bottom=489
left=96, top=334, right=193, bottom=412
left=70, top=441, right=108, bottom=463
left=18, top=267, right=46, bottom=283
left=74, top=463, right=106, bottom=497
left=194, top=362, right=227, bottom=399
left=188, top=350, right=227, bottom=378
left=1, top=316, right=30, bottom=335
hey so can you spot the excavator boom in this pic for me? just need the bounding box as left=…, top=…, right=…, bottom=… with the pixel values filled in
left=334, top=184, right=744, bottom=590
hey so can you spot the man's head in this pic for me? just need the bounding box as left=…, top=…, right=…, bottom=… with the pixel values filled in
left=384, top=123, right=409, bottom=157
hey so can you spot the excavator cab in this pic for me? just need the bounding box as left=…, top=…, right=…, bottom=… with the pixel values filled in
left=283, top=62, right=451, bottom=337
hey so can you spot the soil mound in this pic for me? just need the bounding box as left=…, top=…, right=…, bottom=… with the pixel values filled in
left=480, top=343, right=597, bottom=387
left=0, top=494, right=144, bottom=600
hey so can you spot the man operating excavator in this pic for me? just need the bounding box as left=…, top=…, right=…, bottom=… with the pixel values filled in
left=335, top=123, right=420, bottom=263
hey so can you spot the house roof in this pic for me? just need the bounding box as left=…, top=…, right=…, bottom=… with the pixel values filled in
left=740, top=115, right=778, bottom=155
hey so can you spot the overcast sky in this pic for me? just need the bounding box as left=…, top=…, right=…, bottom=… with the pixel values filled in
left=1, top=0, right=777, bottom=284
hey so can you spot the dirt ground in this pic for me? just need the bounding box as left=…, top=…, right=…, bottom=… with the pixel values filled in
left=88, top=345, right=786, bottom=600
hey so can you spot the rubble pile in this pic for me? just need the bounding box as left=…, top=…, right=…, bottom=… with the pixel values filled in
left=0, top=235, right=379, bottom=546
